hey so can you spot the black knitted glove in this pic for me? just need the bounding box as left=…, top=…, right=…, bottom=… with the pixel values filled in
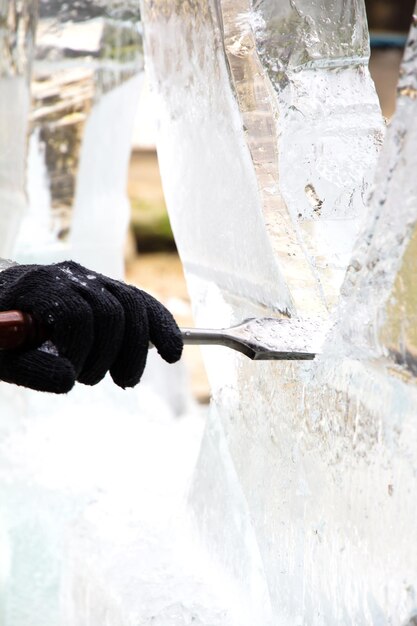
left=0, top=261, right=183, bottom=394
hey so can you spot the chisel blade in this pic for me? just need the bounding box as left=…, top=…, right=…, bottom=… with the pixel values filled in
left=181, top=317, right=328, bottom=361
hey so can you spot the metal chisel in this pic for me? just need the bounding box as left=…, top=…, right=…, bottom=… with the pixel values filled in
left=0, top=310, right=324, bottom=360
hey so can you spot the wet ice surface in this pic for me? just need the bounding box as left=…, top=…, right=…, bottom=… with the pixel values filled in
left=185, top=279, right=417, bottom=625
left=335, top=16, right=417, bottom=364
left=0, top=373, right=206, bottom=625
left=142, top=0, right=417, bottom=623
left=217, top=0, right=384, bottom=314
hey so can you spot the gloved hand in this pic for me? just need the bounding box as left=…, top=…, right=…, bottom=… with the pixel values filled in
left=0, top=261, right=183, bottom=393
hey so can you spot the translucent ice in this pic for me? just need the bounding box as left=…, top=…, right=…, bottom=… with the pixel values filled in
left=60, top=408, right=266, bottom=626
left=142, top=0, right=417, bottom=623
left=0, top=379, right=190, bottom=625
left=219, top=0, right=384, bottom=312
left=0, top=2, right=190, bottom=625
left=1, top=0, right=416, bottom=623
left=337, top=14, right=417, bottom=364
left=0, top=1, right=36, bottom=258
left=13, top=0, right=144, bottom=278
left=143, top=0, right=383, bottom=318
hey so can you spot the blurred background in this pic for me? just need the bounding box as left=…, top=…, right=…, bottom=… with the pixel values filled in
left=125, top=0, right=416, bottom=404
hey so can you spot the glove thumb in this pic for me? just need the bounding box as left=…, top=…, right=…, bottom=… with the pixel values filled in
left=0, top=349, right=76, bottom=394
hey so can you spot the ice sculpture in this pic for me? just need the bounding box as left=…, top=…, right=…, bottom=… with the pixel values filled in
left=137, top=0, right=417, bottom=623
left=142, top=0, right=383, bottom=317
left=0, top=3, right=191, bottom=626
left=0, top=1, right=37, bottom=259
left=13, top=0, right=144, bottom=278
left=339, top=17, right=417, bottom=364
left=2, top=0, right=415, bottom=622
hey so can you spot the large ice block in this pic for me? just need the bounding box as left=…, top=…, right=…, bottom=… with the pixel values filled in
left=141, top=0, right=417, bottom=622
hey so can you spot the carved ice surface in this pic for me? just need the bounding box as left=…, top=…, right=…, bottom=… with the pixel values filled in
left=337, top=14, right=417, bottom=363
left=141, top=0, right=383, bottom=322
left=221, top=0, right=384, bottom=312
left=141, top=0, right=417, bottom=623
left=228, top=316, right=330, bottom=355
left=141, top=0, right=294, bottom=315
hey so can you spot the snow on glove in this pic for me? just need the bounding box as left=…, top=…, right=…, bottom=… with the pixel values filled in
left=0, top=261, right=183, bottom=394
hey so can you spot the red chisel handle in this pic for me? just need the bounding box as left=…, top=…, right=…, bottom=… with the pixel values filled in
left=0, top=311, right=48, bottom=350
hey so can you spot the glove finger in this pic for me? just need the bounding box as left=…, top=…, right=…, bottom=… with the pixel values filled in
left=31, top=296, right=94, bottom=376
left=56, top=263, right=143, bottom=386
left=0, top=265, right=56, bottom=312
left=0, top=266, right=95, bottom=376
left=69, top=282, right=125, bottom=386
left=141, top=292, right=183, bottom=364
left=104, top=283, right=150, bottom=388
left=0, top=349, right=75, bottom=394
